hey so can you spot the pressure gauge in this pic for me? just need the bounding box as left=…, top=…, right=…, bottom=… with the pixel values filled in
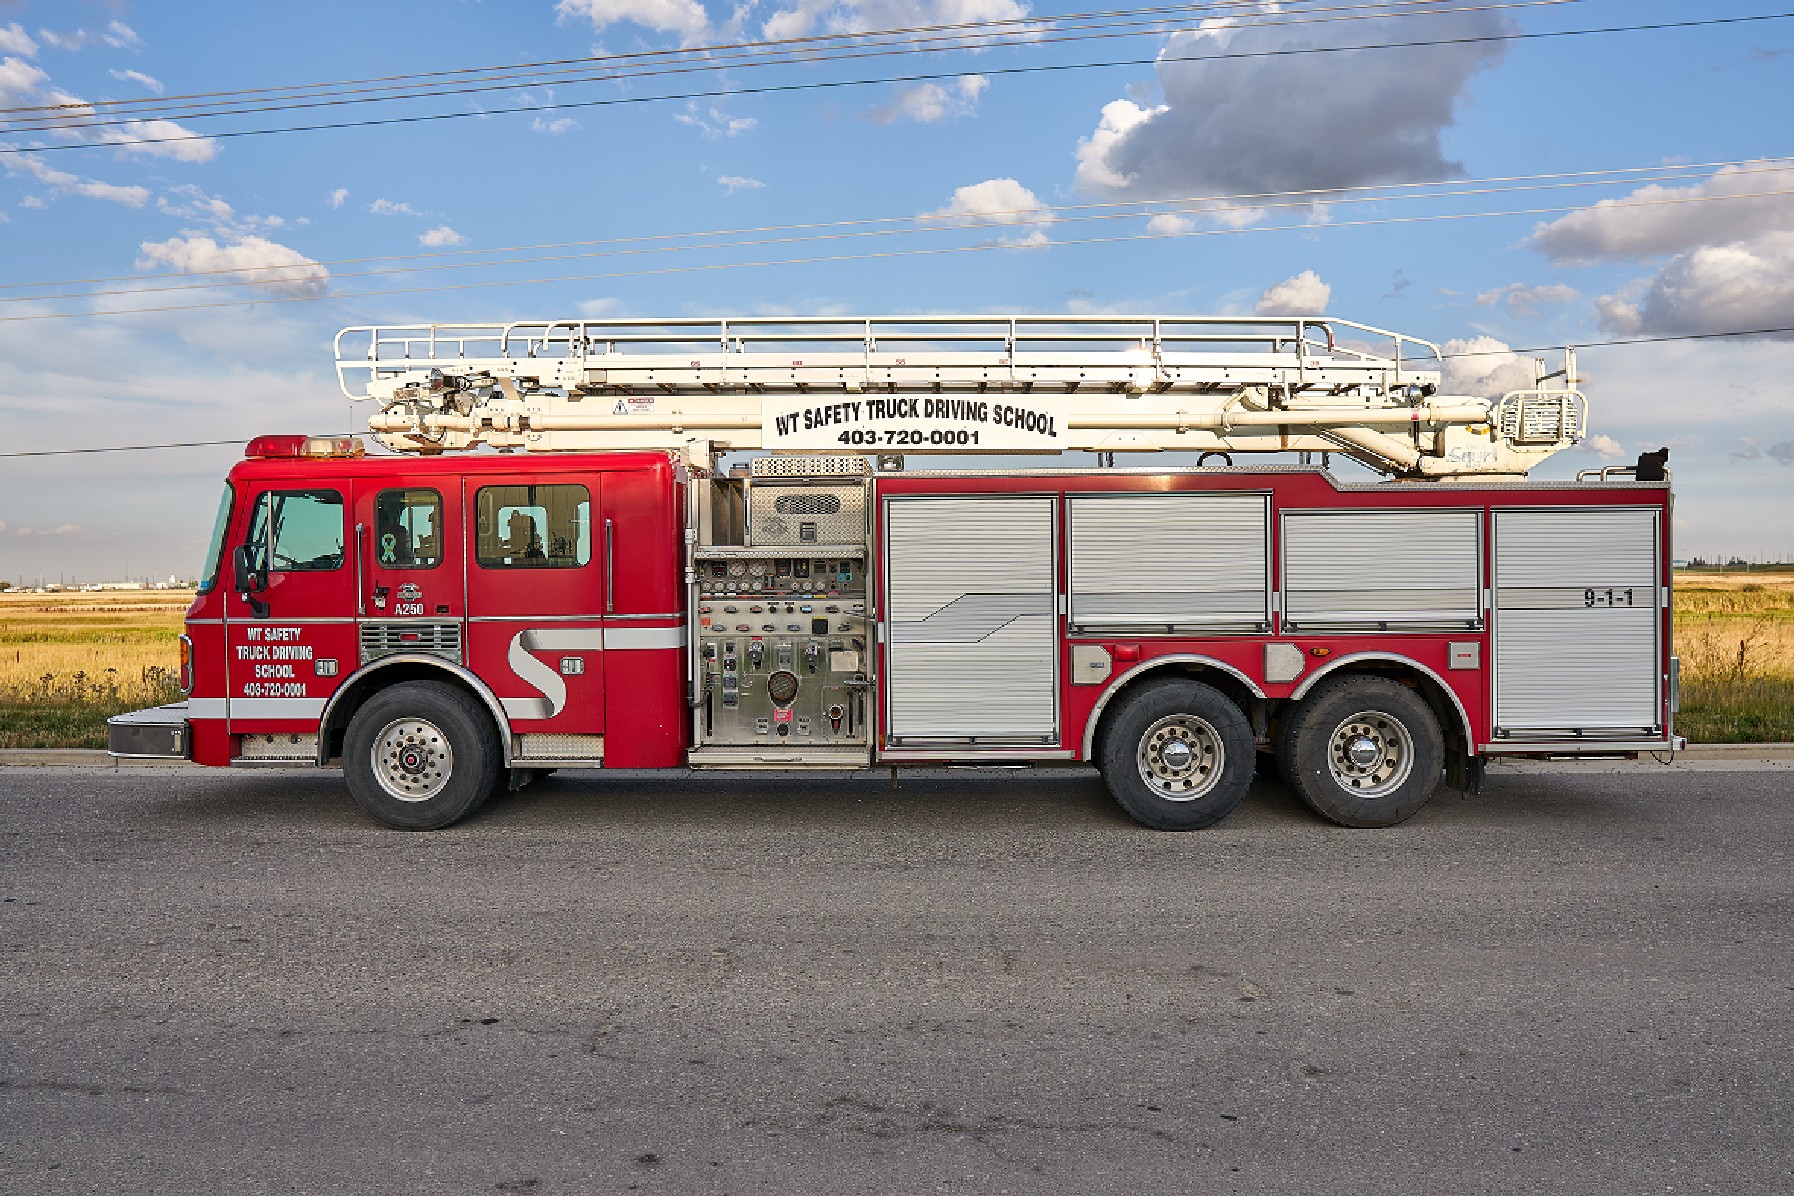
left=748, top=561, right=768, bottom=577
left=727, top=560, right=747, bottom=577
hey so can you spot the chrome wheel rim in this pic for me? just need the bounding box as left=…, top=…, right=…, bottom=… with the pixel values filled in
left=372, top=717, right=453, bottom=802
left=1327, top=710, right=1413, bottom=798
left=1136, top=714, right=1224, bottom=801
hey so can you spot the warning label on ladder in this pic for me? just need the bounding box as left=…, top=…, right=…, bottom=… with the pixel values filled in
left=762, top=395, right=1068, bottom=452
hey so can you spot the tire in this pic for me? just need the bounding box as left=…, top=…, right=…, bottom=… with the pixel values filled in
left=343, top=681, right=501, bottom=830
left=1098, top=679, right=1255, bottom=830
left=1283, top=676, right=1444, bottom=828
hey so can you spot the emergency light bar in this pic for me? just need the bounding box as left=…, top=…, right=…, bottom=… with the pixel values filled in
left=245, top=435, right=364, bottom=459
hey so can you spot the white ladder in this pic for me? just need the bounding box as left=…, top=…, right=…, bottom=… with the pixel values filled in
left=333, top=314, right=1585, bottom=478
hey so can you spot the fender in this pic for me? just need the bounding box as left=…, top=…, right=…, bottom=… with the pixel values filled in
left=1287, top=651, right=1475, bottom=748
left=316, top=654, right=516, bottom=766
left=1080, top=654, right=1267, bottom=759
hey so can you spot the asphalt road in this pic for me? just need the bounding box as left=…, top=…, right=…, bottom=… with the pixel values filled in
left=2, top=764, right=1791, bottom=1195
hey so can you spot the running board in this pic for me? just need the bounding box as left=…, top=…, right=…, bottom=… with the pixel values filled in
left=687, top=745, right=871, bottom=769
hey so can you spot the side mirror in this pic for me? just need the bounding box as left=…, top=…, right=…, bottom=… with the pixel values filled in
left=232, top=544, right=270, bottom=617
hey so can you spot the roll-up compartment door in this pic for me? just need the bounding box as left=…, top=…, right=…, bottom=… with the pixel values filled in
left=1493, top=507, right=1661, bottom=736
left=1282, top=508, right=1483, bottom=630
left=1068, top=493, right=1269, bottom=633
left=883, top=495, right=1057, bottom=743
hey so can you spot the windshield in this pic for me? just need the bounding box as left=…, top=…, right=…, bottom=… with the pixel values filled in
left=196, top=483, right=234, bottom=594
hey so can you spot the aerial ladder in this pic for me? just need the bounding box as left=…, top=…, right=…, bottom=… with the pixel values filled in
left=334, top=314, right=1585, bottom=479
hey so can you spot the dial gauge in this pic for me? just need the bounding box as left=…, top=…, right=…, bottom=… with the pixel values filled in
left=748, top=561, right=768, bottom=576
left=727, top=561, right=747, bottom=577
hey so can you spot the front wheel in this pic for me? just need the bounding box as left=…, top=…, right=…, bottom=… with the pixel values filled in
left=1283, top=676, right=1444, bottom=828
left=343, top=681, right=501, bottom=830
left=1098, top=679, right=1255, bottom=830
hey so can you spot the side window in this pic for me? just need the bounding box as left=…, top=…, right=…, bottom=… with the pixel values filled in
left=246, top=489, right=345, bottom=573
left=374, top=488, right=443, bottom=569
left=475, top=484, right=590, bottom=569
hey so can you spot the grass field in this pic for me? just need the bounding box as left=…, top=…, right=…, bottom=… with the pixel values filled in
left=2, top=577, right=1790, bottom=749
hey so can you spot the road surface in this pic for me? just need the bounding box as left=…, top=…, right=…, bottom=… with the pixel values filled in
left=2, top=765, right=1790, bottom=1194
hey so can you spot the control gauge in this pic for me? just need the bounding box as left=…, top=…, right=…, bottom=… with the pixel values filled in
left=727, top=560, right=748, bottom=578
left=748, top=561, right=768, bottom=577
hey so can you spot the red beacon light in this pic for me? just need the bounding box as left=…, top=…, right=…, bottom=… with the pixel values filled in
left=245, top=435, right=365, bottom=459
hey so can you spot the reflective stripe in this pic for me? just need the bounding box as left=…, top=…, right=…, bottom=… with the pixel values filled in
left=604, top=626, right=685, bottom=650
left=189, top=698, right=227, bottom=719
left=220, top=697, right=328, bottom=720
left=503, top=629, right=605, bottom=719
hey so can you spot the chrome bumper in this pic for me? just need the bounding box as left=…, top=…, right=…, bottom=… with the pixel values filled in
left=107, top=703, right=191, bottom=759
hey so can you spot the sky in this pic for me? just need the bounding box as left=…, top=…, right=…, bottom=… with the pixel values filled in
left=2, top=0, right=1792, bottom=582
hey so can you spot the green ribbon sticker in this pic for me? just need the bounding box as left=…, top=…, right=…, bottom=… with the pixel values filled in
left=380, top=533, right=397, bottom=563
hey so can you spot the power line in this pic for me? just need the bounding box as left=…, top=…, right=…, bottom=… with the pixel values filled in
left=12, top=160, right=1794, bottom=308
left=12, top=151, right=1781, bottom=296
left=8, top=182, right=1793, bottom=323
left=0, top=0, right=1576, bottom=132
left=6, top=8, right=1786, bottom=157
left=6, top=326, right=1790, bottom=460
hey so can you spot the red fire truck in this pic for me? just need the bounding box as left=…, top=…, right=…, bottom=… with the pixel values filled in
left=109, top=316, right=1680, bottom=830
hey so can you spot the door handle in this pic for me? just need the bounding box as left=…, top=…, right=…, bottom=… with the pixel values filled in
left=605, top=518, right=615, bottom=613
left=355, top=522, right=366, bottom=617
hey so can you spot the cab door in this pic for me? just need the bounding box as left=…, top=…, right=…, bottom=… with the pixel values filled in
left=464, top=475, right=607, bottom=744
left=352, top=479, right=464, bottom=662
left=222, top=481, right=357, bottom=740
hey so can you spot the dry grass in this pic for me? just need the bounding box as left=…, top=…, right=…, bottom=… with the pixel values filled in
left=2, top=577, right=1790, bottom=748
left=0, top=591, right=190, bottom=748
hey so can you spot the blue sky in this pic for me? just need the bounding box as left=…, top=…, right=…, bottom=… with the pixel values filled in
left=2, top=0, right=1792, bottom=581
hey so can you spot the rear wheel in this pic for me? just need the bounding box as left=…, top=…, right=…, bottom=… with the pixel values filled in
left=1283, top=676, right=1443, bottom=828
left=1098, top=679, right=1255, bottom=830
left=344, top=681, right=500, bottom=830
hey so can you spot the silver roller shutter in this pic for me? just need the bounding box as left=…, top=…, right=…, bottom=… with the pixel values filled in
left=1068, top=493, right=1269, bottom=633
left=884, top=495, right=1058, bottom=743
left=1493, top=508, right=1661, bottom=735
left=1282, top=508, right=1483, bottom=630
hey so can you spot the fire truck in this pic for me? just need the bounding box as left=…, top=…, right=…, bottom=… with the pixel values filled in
left=108, top=315, right=1680, bottom=830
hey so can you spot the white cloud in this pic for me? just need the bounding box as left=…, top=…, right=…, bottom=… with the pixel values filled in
left=672, top=102, right=757, bottom=138
left=1144, top=212, right=1193, bottom=236
left=37, top=29, right=89, bottom=52
left=1254, top=270, right=1330, bottom=316
left=1530, top=163, right=1794, bottom=265
left=0, top=55, right=47, bottom=100
left=1074, top=10, right=1510, bottom=216
left=868, top=75, right=988, bottom=124
left=556, top=0, right=710, bottom=40
left=531, top=115, right=579, bottom=135
left=1593, top=232, right=1794, bottom=341
left=136, top=234, right=330, bottom=297
left=418, top=225, right=467, bottom=247
left=1438, top=336, right=1538, bottom=398
left=718, top=175, right=765, bottom=195
left=1583, top=433, right=1626, bottom=462
left=1475, top=282, right=1579, bottom=316
left=368, top=198, right=423, bottom=216
left=7, top=153, right=150, bottom=207
left=763, top=0, right=1030, bottom=41
left=327, top=188, right=349, bottom=209
left=114, top=118, right=217, bottom=162
left=578, top=297, right=627, bottom=318
left=103, top=21, right=142, bottom=50
left=0, top=24, right=36, bottom=56
left=109, top=68, right=162, bottom=93
left=20, top=195, right=46, bottom=209
left=921, top=177, right=1053, bottom=246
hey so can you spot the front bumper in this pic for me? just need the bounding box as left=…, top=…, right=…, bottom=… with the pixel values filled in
left=107, top=703, right=191, bottom=759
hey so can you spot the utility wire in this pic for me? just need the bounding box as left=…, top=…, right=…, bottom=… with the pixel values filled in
left=0, top=1, right=1576, bottom=134
left=11, top=152, right=1780, bottom=295
left=7, top=183, right=1793, bottom=323
left=0, top=0, right=1572, bottom=125
left=5, top=327, right=1791, bottom=460
left=5, top=9, right=1785, bottom=157
left=12, top=160, right=1794, bottom=307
